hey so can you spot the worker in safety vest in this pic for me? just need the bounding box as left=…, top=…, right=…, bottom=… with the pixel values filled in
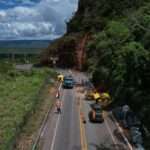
left=56, top=100, right=62, bottom=114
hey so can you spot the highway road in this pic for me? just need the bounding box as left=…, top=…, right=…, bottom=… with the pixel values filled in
left=36, top=70, right=134, bottom=150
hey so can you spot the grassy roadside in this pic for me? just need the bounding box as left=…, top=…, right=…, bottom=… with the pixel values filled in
left=15, top=79, right=57, bottom=150
left=0, top=61, right=57, bottom=150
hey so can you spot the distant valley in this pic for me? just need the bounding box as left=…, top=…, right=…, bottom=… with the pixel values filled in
left=0, top=40, right=51, bottom=54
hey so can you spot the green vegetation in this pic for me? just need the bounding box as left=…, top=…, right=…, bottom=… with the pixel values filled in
left=0, top=48, right=42, bottom=54
left=0, top=62, right=56, bottom=150
left=85, top=4, right=150, bottom=129
left=42, top=0, right=150, bottom=147
left=40, top=34, right=81, bottom=67
left=0, top=55, right=40, bottom=65
left=70, top=0, right=150, bottom=129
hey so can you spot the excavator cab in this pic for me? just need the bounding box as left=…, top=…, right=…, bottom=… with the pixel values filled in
left=93, top=91, right=101, bottom=102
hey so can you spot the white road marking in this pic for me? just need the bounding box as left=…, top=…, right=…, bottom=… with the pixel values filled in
left=50, top=112, right=61, bottom=150
left=50, top=82, right=63, bottom=150
left=41, top=126, right=47, bottom=137
left=104, top=116, right=119, bottom=150
left=41, top=83, right=62, bottom=138
left=111, top=112, right=133, bottom=150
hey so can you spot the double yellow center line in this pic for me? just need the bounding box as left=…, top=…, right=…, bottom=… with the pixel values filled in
left=78, top=97, right=88, bottom=150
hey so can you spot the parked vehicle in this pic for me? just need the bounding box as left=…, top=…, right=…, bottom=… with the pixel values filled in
left=126, top=111, right=142, bottom=128
left=130, top=127, right=144, bottom=148
left=89, top=104, right=104, bottom=123
left=112, top=106, right=142, bottom=129
left=112, top=107, right=124, bottom=121
left=63, top=76, right=74, bottom=89
left=112, top=105, right=144, bottom=149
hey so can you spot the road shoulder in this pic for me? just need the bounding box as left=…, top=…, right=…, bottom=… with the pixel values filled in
left=15, top=82, right=57, bottom=150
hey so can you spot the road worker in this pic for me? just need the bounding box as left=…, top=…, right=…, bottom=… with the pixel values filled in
left=56, top=100, right=62, bottom=114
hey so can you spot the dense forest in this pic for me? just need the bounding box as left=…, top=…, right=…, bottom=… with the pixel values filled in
left=41, top=0, right=150, bottom=144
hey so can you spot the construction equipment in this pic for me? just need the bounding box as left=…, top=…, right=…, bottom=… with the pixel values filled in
left=89, top=104, right=104, bottom=123
left=93, top=92, right=101, bottom=101
left=100, top=92, right=112, bottom=107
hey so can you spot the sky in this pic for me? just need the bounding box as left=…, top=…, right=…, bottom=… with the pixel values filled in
left=0, top=0, right=78, bottom=40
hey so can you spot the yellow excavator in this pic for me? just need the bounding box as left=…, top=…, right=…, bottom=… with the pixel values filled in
left=100, top=92, right=111, bottom=107
left=93, top=91, right=101, bottom=101
left=93, top=91, right=111, bottom=105
left=101, top=92, right=111, bottom=101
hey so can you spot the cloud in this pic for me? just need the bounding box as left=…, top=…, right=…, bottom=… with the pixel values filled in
left=0, top=0, right=78, bottom=40
left=0, top=11, right=6, bottom=19
left=0, top=0, right=40, bottom=7
left=0, top=22, right=53, bottom=37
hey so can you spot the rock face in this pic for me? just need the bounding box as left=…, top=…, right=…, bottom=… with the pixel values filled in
left=40, top=0, right=105, bottom=68
left=40, top=0, right=144, bottom=69
left=40, top=33, right=89, bottom=70
left=40, top=0, right=93, bottom=69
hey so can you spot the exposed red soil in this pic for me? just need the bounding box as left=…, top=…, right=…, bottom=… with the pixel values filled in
left=75, top=34, right=89, bottom=70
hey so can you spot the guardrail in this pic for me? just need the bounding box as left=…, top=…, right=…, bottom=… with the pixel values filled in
left=32, top=82, right=61, bottom=150
left=32, top=101, right=54, bottom=150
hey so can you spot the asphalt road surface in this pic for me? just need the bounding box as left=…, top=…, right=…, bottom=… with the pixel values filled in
left=37, top=70, right=134, bottom=150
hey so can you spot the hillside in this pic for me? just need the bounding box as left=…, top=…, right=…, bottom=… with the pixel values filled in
left=41, top=0, right=150, bottom=147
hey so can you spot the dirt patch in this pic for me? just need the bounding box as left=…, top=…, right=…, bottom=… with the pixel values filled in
left=76, top=34, right=89, bottom=70
left=15, top=83, right=57, bottom=150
